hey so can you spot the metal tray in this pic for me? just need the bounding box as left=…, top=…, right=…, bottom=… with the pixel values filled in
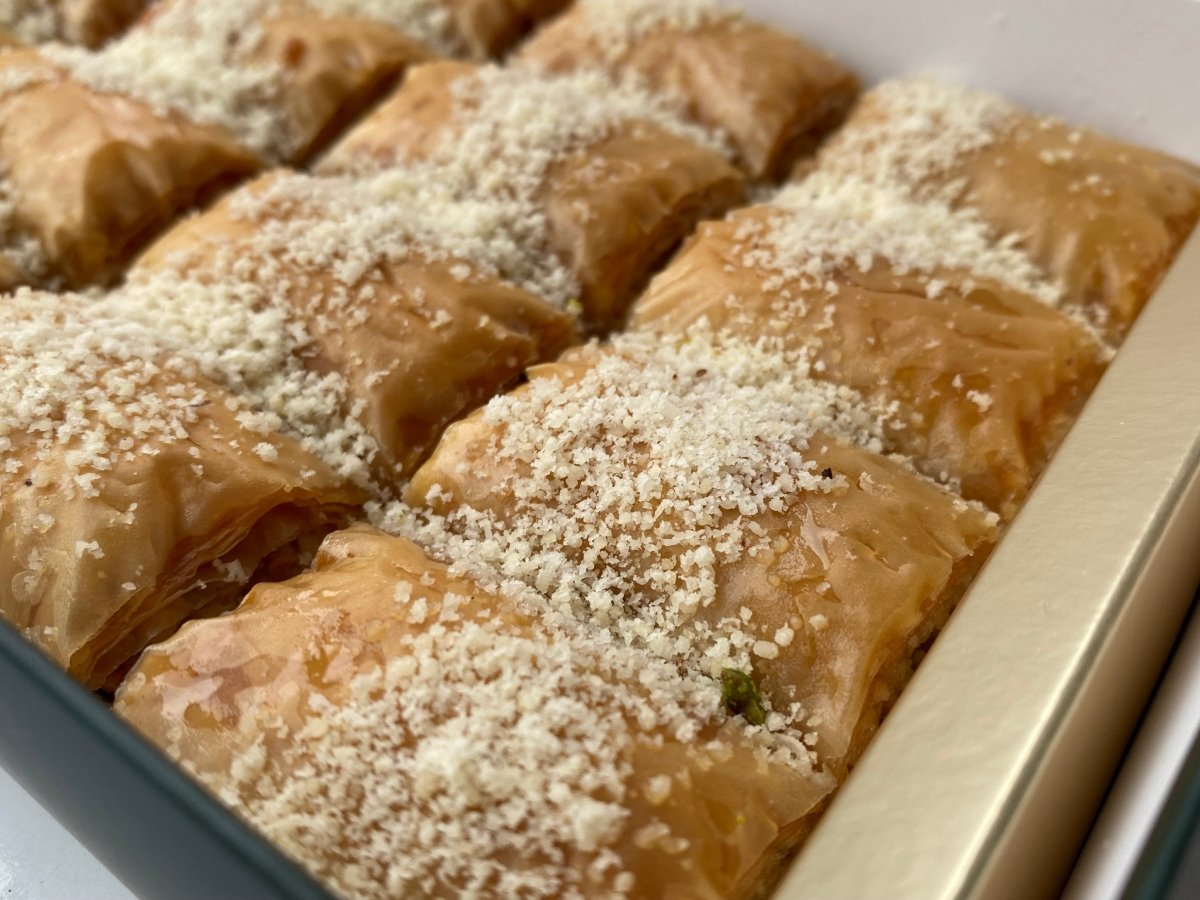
left=0, top=617, right=333, bottom=900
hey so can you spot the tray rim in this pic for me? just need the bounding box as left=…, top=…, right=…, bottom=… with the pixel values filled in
left=775, top=229, right=1200, bottom=900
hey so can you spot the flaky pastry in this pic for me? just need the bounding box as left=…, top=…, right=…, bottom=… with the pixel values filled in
left=816, top=78, right=1200, bottom=337
left=519, top=0, right=859, bottom=179
left=321, top=60, right=745, bottom=329
left=117, top=527, right=834, bottom=899
left=402, top=332, right=997, bottom=775
left=631, top=175, right=1107, bottom=516
left=0, top=291, right=363, bottom=689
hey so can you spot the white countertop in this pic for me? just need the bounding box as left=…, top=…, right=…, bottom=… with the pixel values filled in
left=0, top=765, right=131, bottom=900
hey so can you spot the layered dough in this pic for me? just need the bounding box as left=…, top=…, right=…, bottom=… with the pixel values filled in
left=0, top=49, right=260, bottom=289
left=816, top=78, right=1200, bottom=337
left=116, top=527, right=834, bottom=900
left=0, top=0, right=443, bottom=289
left=518, top=0, right=859, bottom=179
left=51, top=0, right=438, bottom=164
left=132, top=170, right=577, bottom=485
left=320, top=60, right=745, bottom=329
left=0, top=291, right=363, bottom=690
left=630, top=177, right=1107, bottom=517
left=402, top=334, right=998, bottom=775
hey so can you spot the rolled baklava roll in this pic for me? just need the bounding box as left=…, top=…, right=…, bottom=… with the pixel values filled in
left=816, top=77, right=1200, bottom=337
left=0, top=47, right=260, bottom=289
left=0, top=290, right=364, bottom=690
left=129, top=169, right=577, bottom=485
left=400, top=330, right=998, bottom=776
left=630, top=174, right=1108, bottom=517
left=320, top=61, right=745, bottom=329
left=116, top=527, right=834, bottom=900
left=518, top=0, right=860, bottom=179
left=0, top=0, right=146, bottom=47
left=43, top=0, right=440, bottom=165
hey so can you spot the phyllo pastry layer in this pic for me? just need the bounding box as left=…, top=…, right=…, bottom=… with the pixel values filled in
left=0, top=290, right=363, bottom=690
left=130, top=169, right=577, bottom=488
left=320, top=60, right=745, bottom=330
left=815, top=77, right=1200, bottom=338
left=399, top=329, right=998, bottom=777
left=0, top=47, right=260, bottom=290
left=631, top=173, right=1107, bottom=517
left=518, top=0, right=859, bottom=179
left=116, top=527, right=834, bottom=900
left=43, top=0, right=440, bottom=165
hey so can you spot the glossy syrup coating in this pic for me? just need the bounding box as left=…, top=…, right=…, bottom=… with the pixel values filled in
left=404, top=337, right=998, bottom=776
left=320, top=60, right=746, bottom=329
left=117, top=527, right=834, bottom=900
left=817, top=78, right=1200, bottom=338
left=0, top=292, right=363, bottom=689
left=519, top=0, right=860, bottom=179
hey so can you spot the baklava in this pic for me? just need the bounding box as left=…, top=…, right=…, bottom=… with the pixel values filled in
left=320, top=60, right=745, bottom=329
left=0, top=46, right=259, bottom=290
left=118, top=526, right=835, bottom=899
left=630, top=172, right=1107, bottom=516
left=1, top=2, right=1197, bottom=898
left=519, top=0, right=859, bottom=179
left=815, top=77, right=1200, bottom=338
left=399, top=329, right=999, bottom=776
left=0, top=0, right=576, bottom=292
left=0, top=289, right=362, bottom=690
left=129, top=167, right=576, bottom=486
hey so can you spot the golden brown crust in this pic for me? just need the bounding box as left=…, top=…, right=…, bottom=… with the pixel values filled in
left=519, top=4, right=859, bottom=179
left=252, top=9, right=435, bottom=163
left=405, top=345, right=998, bottom=773
left=316, top=59, right=479, bottom=172
left=630, top=207, right=1106, bottom=517
left=952, top=119, right=1200, bottom=333
left=0, top=359, right=362, bottom=689
left=320, top=60, right=745, bottom=329
left=818, top=82, right=1200, bottom=337
left=116, top=527, right=833, bottom=899
left=135, top=172, right=578, bottom=484
left=0, top=50, right=261, bottom=289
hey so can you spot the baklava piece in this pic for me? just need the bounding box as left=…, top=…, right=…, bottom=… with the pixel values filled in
left=519, top=0, right=859, bottom=179
left=400, top=330, right=998, bottom=777
left=631, top=173, right=1107, bottom=517
left=116, top=527, right=834, bottom=900
left=0, top=47, right=259, bottom=290
left=320, top=61, right=745, bottom=330
left=816, top=77, right=1200, bottom=338
left=130, top=169, right=576, bottom=486
left=43, top=0, right=440, bottom=166
left=0, top=290, right=363, bottom=690
left=0, top=0, right=146, bottom=47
